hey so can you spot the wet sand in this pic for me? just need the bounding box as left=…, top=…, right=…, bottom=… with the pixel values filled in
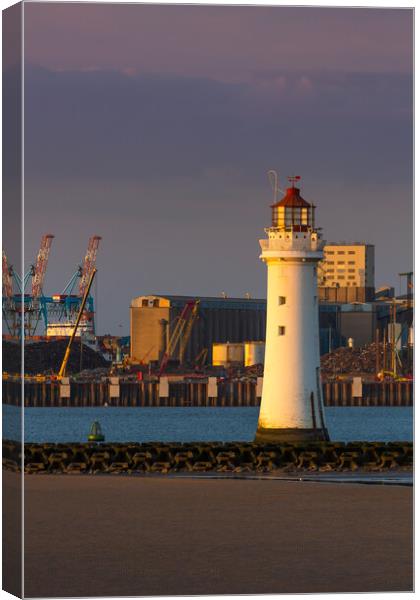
left=3, top=472, right=22, bottom=597
left=21, top=473, right=412, bottom=597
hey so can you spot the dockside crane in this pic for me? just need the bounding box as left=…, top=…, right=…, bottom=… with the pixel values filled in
left=2, top=251, right=14, bottom=301
left=194, top=348, right=208, bottom=370
left=79, top=236, right=102, bottom=298
left=58, top=268, right=97, bottom=379
left=2, top=250, right=17, bottom=336
left=178, top=300, right=200, bottom=363
left=2, top=235, right=55, bottom=337
left=2, top=234, right=102, bottom=338
left=399, top=271, right=413, bottom=308
left=31, top=234, right=55, bottom=301
left=158, top=299, right=200, bottom=376
left=77, top=236, right=101, bottom=334
left=27, top=234, right=55, bottom=336
left=46, top=235, right=102, bottom=336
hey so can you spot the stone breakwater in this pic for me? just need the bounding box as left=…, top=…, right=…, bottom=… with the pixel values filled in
left=3, top=440, right=413, bottom=474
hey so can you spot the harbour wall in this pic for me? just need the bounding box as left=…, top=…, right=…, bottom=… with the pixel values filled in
left=2, top=380, right=413, bottom=407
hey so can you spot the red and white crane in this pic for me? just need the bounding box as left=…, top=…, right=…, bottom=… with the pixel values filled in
left=2, top=250, right=17, bottom=336
left=31, top=234, right=55, bottom=302
left=79, top=236, right=101, bottom=298
left=2, top=250, right=14, bottom=302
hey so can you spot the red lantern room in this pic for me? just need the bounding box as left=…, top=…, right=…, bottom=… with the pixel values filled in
left=271, top=176, right=315, bottom=231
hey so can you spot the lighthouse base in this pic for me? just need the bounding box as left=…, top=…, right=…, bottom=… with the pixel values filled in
left=255, top=426, right=329, bottom=444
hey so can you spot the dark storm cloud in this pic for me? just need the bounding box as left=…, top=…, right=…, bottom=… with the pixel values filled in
left=24, top=65, right=412, bottom=189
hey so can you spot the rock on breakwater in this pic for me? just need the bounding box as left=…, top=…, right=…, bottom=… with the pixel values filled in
left=3, top=439, right=413, bottom=475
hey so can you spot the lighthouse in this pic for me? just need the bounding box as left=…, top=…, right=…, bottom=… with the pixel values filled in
left=256, top=176, right=329, bottom=443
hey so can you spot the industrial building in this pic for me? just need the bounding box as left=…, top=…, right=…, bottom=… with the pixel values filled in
left=130, top=293, right=410, bottom=364
left=212, top=341, right=265, bottom=367
left=318, top=242, right=375, bottom=302
left=130, top=295, right=266, bottom=364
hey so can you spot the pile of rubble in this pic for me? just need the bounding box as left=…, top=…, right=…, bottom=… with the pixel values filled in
left=73, top=367, right=110, bottom=381
left=3, top=340, right=110, bottom=375
left=321, top=343, right=383, bottom=376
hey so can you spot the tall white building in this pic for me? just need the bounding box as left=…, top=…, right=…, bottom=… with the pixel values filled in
left=256, top=179, right=329, bottom=443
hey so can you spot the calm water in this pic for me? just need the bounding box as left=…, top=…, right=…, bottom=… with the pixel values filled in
left=3, top=406, right=413, bottom=443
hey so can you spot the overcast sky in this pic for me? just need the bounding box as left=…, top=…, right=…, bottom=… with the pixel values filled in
left=18, top=3, right=413, bottom=334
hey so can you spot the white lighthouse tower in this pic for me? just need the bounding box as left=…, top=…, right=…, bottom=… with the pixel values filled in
left=256, top=176, right=329, bottom=443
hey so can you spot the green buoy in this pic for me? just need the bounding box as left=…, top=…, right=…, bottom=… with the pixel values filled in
left=88, top=420, right=105, bottom=442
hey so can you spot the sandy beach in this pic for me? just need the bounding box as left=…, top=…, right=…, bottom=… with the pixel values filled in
left=15, top=472, right=412, bottom=597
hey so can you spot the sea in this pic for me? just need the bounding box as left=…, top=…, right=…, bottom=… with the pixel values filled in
left=3, top=406, right=413, bottom=444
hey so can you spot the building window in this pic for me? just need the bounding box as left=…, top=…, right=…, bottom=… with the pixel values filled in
left=337, top=269, right=345, bottom=273
left=142, top=299, right=148, bottom=307
left=348, top=276, right=355, bottom=280
left=348, top=251, right=356, bottom=254
left=337, top=261, right=345, bottom=265
left=325, top=251, right=334, bottom=255
left=348, top=269, right=355, bottom=273
left=326, top=275, right=334, bottom=279
left=337, top=251, right=345, bottom=255
left=348, top=261, right=355, bottom=265
left=153, top=299, right=159, bottom=307
left=338, top=276, right=345, bottom=280
left=278, top=296, right=286, bottom=305
left=278, top=326, right=286, bottom=335
left=326, top=269, right=334, bottom=273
